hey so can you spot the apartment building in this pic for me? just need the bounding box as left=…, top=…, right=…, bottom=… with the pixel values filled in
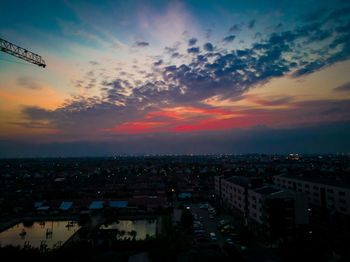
left=274, top=175, right=350, bottom=216
left=215, top=176, right=308, bottom=226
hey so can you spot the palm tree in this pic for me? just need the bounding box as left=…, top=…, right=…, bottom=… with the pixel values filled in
left=119, top=230, right=126, bottom=240
left=128, top=230, right=137, bottom=241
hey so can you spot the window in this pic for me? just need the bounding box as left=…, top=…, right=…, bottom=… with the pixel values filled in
left=313, top=186, right=319, bottom=190
left=305, top=184, right=310, bottom=188
left=327, top=189, right=334, bottom=193
left=339, top=191, right=346, bottom=196
left=339, top=199, right=346, bottom=204
left=340, top=206, right=347, bottom=212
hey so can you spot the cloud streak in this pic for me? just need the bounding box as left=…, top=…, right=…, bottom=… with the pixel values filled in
left=4, top=2, right=350, bottom=151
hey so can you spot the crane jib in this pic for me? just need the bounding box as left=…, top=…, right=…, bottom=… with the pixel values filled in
left=0, top=37, right=46, bottom=68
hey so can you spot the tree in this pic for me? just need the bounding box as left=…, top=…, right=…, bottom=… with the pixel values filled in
left=181, top=209, right=194, bottom=229
left=128, top=230, right=137, bottom=240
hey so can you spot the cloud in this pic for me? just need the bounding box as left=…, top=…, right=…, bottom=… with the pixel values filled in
left=222, top=35, right=236, bottom=43
left=188, top=38, right=197, bottom=46
left=187, top=47, right=200, bottom=53
left=153, top=59, right=163, bottom=66
left=15, top=5, right=350, bottom=145
left=229, top=24, right=241, bottom=33
left=89, top=61, right=99, bottom=66
left=205, top=29, right=212, bottom=39
left=334, top=82, right=350, bottom=92
left=134, top=41, right=149, bottom=47
left=17, top=77, right=42, bottom=90
left=203, top=42, right=214, bottom=52
left=248, top=19, right=256, bottom=29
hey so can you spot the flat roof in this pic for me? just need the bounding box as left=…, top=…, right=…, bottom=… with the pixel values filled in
left=59, top=201, right=73, bottom=210
left=109, top=201, right=128, bottom=208
left=276, top=175, right=350, bottom=190
left=254, top=186, right=282, bottom=195
left=89, top=201, right=104, bottom=209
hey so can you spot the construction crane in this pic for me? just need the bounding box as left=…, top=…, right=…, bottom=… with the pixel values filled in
left=0, top=37, right=46, bottom=68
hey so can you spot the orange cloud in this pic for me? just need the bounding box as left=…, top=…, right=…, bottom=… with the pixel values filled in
left=102, top=106, right=242, bottom=134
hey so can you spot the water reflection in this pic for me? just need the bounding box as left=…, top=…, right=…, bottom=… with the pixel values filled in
left=0, top=221, right=80, bottom=249
left=100, top=219, right=157, bottom=240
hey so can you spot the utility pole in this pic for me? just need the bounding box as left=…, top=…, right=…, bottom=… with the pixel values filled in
left=0, top=37, right=46, bottom=68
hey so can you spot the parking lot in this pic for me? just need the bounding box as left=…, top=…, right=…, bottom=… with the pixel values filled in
left=189, top=203, right=226, bottom=247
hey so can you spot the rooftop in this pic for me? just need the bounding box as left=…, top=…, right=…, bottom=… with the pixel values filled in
left=277, top=174, right=350, bottom=190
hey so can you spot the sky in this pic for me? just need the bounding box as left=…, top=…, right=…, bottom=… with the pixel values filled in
left=1, top=0, right=350, bottom=157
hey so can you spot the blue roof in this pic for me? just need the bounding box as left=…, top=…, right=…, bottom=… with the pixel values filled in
left=109, top=201, right=128, bottom=208
left=34, top=202, right=43, bottom=208
left=178, top=193, right=192, bottom=198
left=59, top=201, right=73, bottom=210
left=89, top=201, right=104, bottom=209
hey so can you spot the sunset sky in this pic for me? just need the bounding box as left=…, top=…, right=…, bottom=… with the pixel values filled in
left=1, top=0, right=350, bottom=157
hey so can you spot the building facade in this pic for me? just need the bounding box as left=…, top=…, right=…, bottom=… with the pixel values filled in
left=215, top=176, right=308, bottom=240
left=274, top=175, right=350, bottom=216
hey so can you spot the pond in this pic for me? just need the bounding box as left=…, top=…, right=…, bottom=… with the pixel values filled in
left=0, top=220, right=80, bottom=249
left=100, top=219, right=158, bottom=240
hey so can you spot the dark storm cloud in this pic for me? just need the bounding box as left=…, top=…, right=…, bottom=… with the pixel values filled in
left=334, top=82, right=350, bottom=92
left=222, top=35, right=236, bottom=43
left=188, top=38, right=197, bottom=46
left=134, top=41, right=149, bottom=47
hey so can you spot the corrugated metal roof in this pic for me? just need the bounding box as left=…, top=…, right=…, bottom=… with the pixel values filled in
left=89, top=201, right=104, bottom=209
left=109, top=201, right=128, bottom=208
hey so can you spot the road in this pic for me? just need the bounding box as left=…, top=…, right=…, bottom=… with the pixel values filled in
left=189, top=203, right=225, bottom=247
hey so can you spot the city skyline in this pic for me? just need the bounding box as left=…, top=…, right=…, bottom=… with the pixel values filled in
left=1, top=0, right=350, bottom=157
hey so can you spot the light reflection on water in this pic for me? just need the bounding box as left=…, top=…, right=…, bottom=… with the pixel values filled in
left=0, top=221, right=80, bottom=249
left=100, top=219, right=157, bottom=240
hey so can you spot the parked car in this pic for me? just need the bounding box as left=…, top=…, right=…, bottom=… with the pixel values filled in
left=225, top=238, right=234, bottom=245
